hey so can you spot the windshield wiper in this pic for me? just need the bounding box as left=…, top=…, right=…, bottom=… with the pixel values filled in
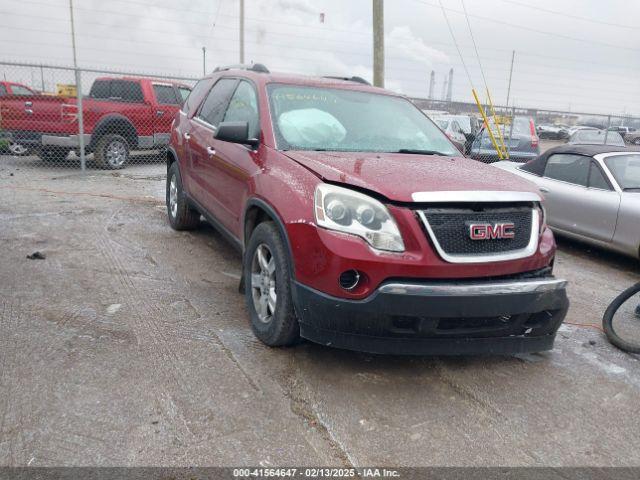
left=394, top=149, right=449, bottom=156
left=622, top=187, right=640, bottom=192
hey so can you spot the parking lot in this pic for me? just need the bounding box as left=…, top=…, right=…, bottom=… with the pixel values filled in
left=1, top=153, right=639, bottom=467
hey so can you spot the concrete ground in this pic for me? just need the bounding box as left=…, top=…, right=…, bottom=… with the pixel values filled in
left=1, top=155, right=639, bottom=467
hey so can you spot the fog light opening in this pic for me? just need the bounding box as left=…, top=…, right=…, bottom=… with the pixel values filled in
left=339, top=270, right=361, bottom=291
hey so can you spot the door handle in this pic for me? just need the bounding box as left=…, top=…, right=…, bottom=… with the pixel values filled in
left=183, top=132, right=191, bottom=140
left=539, top=187, right=549, bottom=193
left=207, top=147, right=216, bottom=156
left=156, top=110, right=164, bottom=117
left=24, top=101, right=32, bottom=107
left=25, top=109, right=33, bottom=115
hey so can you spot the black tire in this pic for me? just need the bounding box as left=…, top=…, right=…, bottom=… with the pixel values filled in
left=38, top=146, right=71, bottom=163
left=94, top=134, right=130, bottom=169
left=633, top=138, right=640, bottom=146
left=243, top=221, right=300, bottom=347
left=166, top=162, right=200, bottom=231
left=602, top=282, right=640, bottom=354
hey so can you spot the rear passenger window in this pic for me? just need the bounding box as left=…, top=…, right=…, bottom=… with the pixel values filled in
left=111, top=81, right=143, bottom=103
left=544, top=154, right=589, bottom=187
left=153, top=84, right=179, bottom=105
left=11, top=85, right=33, bottom=96
left=589, top=162, right=611, bottom=190
left=90, top=80, right=110, bottom=99
left=197, top=78, right=237, bottom=128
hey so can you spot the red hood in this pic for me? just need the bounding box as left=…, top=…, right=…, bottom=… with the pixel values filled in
left=282, top=151, right=541, bottom=202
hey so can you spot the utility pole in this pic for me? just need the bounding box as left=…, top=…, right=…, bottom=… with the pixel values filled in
left=69, top=0, right=86, bottom=172
left=446, top=68, right=453, bottom=102
left=202, top=47, right=206, bottom=75
left=372, top=0, right=384, bottom=88
left=505, top=50, right=515, bottom=107
left=239, top=0, right=245, bottom=63
left=40, top=65, right=45, bottom=91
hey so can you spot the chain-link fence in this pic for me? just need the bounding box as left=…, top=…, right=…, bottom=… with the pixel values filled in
left=2, top=60, right=639, bottom=171
left=0, top=61, right=198, bottom=171
left=413, top=97, right=640, bottom=164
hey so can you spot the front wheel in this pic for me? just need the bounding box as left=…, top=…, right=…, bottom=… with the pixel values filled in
left=166, top=161, right=200, bottom=230
left=244, top=222, right=300, bottom=347
left=94, top=134, right=130, bottom=169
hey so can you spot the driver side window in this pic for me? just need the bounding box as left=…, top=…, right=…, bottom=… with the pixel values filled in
left=223, top=81, right=259, bottom=139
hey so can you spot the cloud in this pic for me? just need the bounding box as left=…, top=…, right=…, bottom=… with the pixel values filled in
left=387, top=26, right=450, bottom=67
left=274, top=0, right=317, bottom=16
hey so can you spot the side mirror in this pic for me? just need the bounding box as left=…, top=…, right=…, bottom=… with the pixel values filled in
left=215, top=121, right=259, bottom=149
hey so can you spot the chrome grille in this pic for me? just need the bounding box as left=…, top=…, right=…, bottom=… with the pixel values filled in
left=417, top=206, right=539, bottom=263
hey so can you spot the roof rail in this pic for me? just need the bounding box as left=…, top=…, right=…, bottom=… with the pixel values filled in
left=323, top=76, right=371, bottom=86
left=213, top=63, right=270, bottom=74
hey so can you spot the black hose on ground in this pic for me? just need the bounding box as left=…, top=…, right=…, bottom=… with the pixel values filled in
left=602, top=282, right=640, bottom=354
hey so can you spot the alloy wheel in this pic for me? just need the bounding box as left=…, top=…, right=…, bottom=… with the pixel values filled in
left=8, top=142, right=28, bottom=156
left=106, top=140, right=127, bottom=167
left=169, top=175, right=178, bottom=218
left=250, top=244, right=277, bottom=323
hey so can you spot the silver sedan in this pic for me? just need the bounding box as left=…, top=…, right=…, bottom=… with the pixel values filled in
left=494, top=144, right=640, bottom=258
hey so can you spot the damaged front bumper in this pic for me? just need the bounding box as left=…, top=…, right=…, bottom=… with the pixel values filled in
left=293, top=277, right=569, bottom=355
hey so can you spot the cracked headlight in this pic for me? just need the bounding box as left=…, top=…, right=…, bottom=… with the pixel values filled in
left=314, top=184, right=405, bottom=252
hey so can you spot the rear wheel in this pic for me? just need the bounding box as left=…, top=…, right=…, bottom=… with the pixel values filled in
left=7, top=141, right=29, bottom=156
left=166, top=161, right=200, bottom=230
left=244, top=222, right=299, bottom=347
left=38, top=146, right=71, bottom=163
left=94, top=134, right=130, bottom=169
left=633, top=138, right=640, bottom=146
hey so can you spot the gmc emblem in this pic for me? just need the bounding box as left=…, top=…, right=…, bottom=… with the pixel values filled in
left=469, top=222, right=515, bottom=240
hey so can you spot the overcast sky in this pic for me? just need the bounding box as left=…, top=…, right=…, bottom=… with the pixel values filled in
left=1, top=0, right=639, bottom=115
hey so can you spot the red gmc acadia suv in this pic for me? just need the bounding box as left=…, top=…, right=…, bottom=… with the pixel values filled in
left=166, top=64, right=569, bottom=355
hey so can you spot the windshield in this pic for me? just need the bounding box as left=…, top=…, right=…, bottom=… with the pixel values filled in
left=571, top=130, right=625, bottom=146
left=267, top=84, right=459, bottom=155
left=604, top=154, right=640, bottom=190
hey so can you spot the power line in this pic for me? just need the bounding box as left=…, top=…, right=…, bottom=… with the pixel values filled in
left=411, top=0, right=640, bottom=53
left=6, top=2, right=640, bottom=69
left=460, top=0, right=488, bottom=92
left=498, top=0, right=637, bottom=30
left=437, top=0, right=473, bottom=89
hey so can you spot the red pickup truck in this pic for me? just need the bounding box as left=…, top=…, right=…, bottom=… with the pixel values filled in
left=0, top=77, right=191, bottom=168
